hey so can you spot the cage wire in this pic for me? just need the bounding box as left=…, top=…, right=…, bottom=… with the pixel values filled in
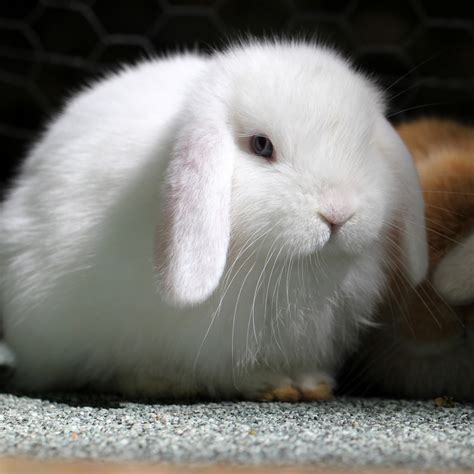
left=0, top=0, right=473, bottom=187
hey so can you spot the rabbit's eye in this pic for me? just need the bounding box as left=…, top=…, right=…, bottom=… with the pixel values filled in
left=250, top=135, right=274, bottom=160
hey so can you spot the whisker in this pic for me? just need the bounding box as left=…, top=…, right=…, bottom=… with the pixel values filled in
left=285, top=250, right=295, bottom=315
left=232, top=258, right=257, bottom=377
left=383, top=220, right=465, bottom=327
left=383, top=255, right=416, bottom=337
left=248, top=233, right=281, bottom=353
left=383, top=52, right=442, bottom=93
left=384, top=216, right=464, bottom=249
left=384, top=234, right=444, bottom=328
left=193, top=225, right=271, bottom=376
left=264, top=243, right=285, bottom=327
left=271, top=246, right=291, bottom=367
left=422, top=190, right=474, bottom=196
left=223, top=225, right=266, bottom=290
left=424, top=202, right=467, bottom=218
left=387, top=82, right=419, bottom=102
left=386, top=102, right=449, bottom=119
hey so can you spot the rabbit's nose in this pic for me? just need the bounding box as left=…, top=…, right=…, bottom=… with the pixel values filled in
left=318, top=210, right=354, bottom=231
left=318, top=187, right=356, bottom=231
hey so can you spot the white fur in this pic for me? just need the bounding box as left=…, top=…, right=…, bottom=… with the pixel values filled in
left=0, top=40, right=427, bottom=398
left=433, top=233, right=474, bottom=305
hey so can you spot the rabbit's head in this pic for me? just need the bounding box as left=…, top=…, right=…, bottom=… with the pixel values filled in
left=156, top=41, right=428, bottom=306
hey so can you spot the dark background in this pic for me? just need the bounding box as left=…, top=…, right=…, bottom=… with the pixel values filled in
left=1, top=0, right=473, bottom=191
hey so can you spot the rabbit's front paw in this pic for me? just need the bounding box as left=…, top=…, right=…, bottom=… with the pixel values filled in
left=260, top=385, right=303, bottom=402
left=261, top=373, right=334, bottom=402
left=239, top=371, right=334, bottom=402
left=296, top=375, right=334, bottom=401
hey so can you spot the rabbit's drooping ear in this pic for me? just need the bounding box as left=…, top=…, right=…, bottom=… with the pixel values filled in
left=376, top=119, right=429, bottom=285
left=155, top=119, right=234, bottom=307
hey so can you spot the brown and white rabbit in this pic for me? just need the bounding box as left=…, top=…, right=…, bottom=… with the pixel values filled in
left=347, top=118, right=474, bottom=401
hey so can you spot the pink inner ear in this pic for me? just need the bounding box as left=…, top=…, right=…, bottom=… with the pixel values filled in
left=155, top=128, right=233, bottom=306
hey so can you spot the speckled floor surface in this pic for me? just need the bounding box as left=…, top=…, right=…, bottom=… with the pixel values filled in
left=0, top=393, right=473, bottom=469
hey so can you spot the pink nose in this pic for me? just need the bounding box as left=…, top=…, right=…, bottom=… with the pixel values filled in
left=318, top=210, right=353, bottom=229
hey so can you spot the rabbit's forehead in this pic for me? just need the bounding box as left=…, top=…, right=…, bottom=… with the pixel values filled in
left=226, top=60, right=375, bottom=141
left=229, top=74, right=374, bottom=152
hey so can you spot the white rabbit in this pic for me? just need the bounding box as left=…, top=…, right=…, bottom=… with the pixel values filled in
left=0, top=40, right=428, bottom=401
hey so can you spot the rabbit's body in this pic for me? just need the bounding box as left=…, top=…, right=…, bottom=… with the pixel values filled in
left=349, top=119, right=474, bottom=401
left=0, top=41, right=427, bottom=400
left=0, top=55, right=209, bottom=394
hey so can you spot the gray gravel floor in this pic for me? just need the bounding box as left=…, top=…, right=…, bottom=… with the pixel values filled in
left=0, top=393, right=473, bottom=469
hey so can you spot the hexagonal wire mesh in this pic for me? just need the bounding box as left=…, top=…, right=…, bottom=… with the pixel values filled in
left=0, top=0, right=473, bottom=189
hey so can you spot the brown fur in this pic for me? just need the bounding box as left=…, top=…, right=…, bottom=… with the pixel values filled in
left=384, top=118, right=474, bottom=274
left=344, top=118, right=474, bottom=400
left=398, top=118, right=474, bottom=266
left=397, top=118, right=474, bottom=162
left=379, top=119, right=474, bottom=343
left=390, top=119, right=474, bottom=341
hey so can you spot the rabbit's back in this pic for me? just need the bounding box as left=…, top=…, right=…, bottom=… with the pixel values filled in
left=1, top=54, right=206, bottom=272
left=0, top=54, right=207, bottom=390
